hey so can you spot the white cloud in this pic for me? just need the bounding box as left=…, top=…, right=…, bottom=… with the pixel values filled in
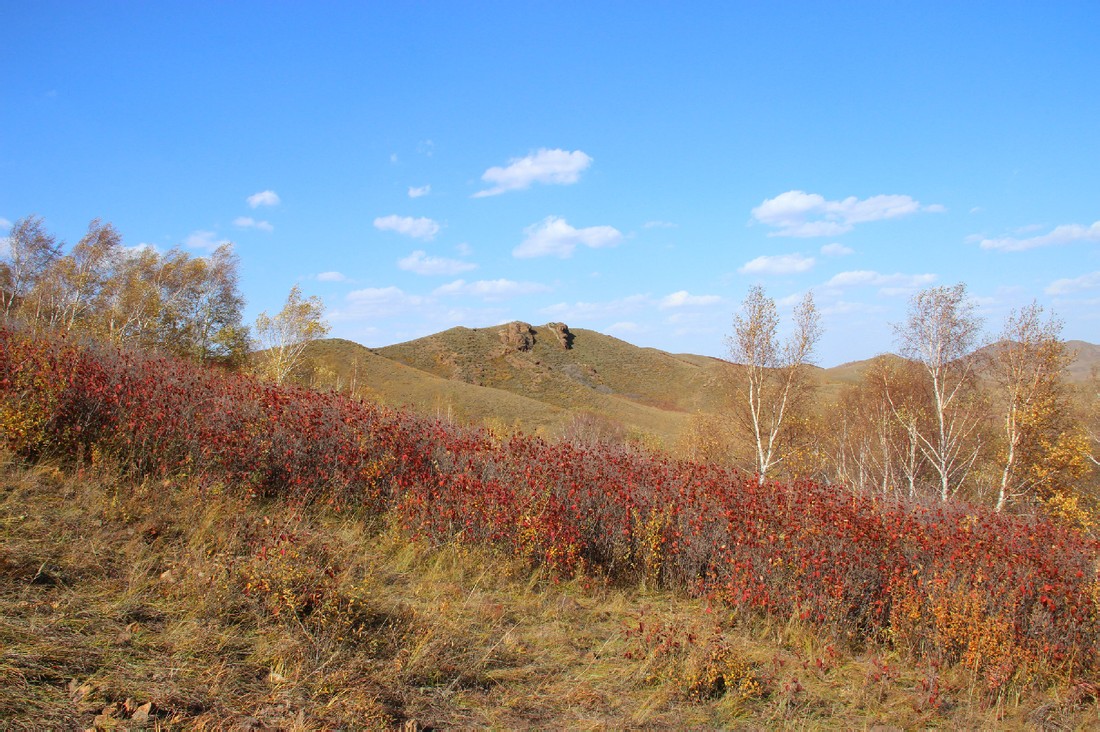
left=662, top=310, right=722, bottom=337
left=316, top=271, right=348, bottom=282
left=607, top=321, right=644, bottom=334
left=124, top=243, right=159, bottom=258
left=233, top=216, right=274, bottom=232
left=1046, top=271, right=1100, bottom=296
left=821, top=300, right=888, bottom=316
left=513, top=216, right=622, bottom=259
left=659, top=290, right=723, bottom=308
left=433, top=278, right=550, bottom=300
left=820, top=242, right=854, bottom=256
left=825, top=270, right=937, bottom=294
left=977, top=221, right=1100, bottom=252
left=775, top=293, right=805, bottom=308
left=247, top=190, right=280, bottom=208
left=540, top=294, right=650, bottom=322
left=751, top=190, right=941, bottom=237
left=0, top=217, right=11, bottom=231
left=373, top=215, right=441, bottom=241
left=738, top=253, right=816, bottom=275
left=397, top=250, right=477, bottom=276
left=184, top=230, right=231, bottom=251
left=335, top=286, right=427, bottom=320
left=474, top=148, right=592, bottom=197
left=408, top=184, right=431, bottom=198
left=643, top=220, right=677, bottom=229
left=455, top=242, right=473, bottom=256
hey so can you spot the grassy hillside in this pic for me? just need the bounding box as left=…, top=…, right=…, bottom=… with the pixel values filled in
left=304, top=338, right=571, bottom=435
left=1067, top=340, right=1100, bottom=383
left=3, top=323, right=1098, bottom=728
left=374, top=322, right=737, bottom=444
left=8, top=458, right=1098, bottom=729
left=307, top=325, right=1099, bottom=452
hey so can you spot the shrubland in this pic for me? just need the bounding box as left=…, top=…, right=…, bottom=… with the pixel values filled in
left=2, top=321, right=1099, bottom=727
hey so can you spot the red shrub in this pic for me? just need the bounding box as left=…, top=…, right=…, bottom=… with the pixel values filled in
left=2, top=322, right=1097, bottom=686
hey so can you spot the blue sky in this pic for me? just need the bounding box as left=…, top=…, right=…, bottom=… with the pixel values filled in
left=2, top=1, right=1098, bottom=366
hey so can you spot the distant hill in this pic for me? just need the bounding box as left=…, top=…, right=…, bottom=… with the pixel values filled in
left=303, top=338, right=570, bottom=434
left=820, top=341, right=1097, bottom=392
left=374, top=322, right=736, bottom=443
left=305, top=325, right=1098, bottom=446
left=1066, top=340, right=1100, bottom=383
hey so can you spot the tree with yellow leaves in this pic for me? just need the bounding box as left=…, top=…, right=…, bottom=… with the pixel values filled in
left=986, top=303, right=1082, bottom=511
left=726, top=286, right=821, bottom=484
left=253, top=285, right=330, bottom=385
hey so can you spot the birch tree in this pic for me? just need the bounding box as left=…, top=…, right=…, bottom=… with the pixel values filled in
left=727, top=286, right=821, bottom=484
left=986, top=303, right=1074, bottom=510
left=893, top=283, right=984, bottom=501
left=253, top=285, right=330, bottom=385
left=0, top=215, right=61, bottom=319
left=1086, top=368, right=1100, bottom=470
left=31, top=219, right=122, bottom=332
left=831, top=355, right=930, bottom=498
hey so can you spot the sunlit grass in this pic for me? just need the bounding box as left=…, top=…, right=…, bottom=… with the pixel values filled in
left=3, top=454, right=1096, bottom=729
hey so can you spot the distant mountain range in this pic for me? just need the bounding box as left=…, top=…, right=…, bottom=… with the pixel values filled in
left=304, top=322, right=1098, bottom=445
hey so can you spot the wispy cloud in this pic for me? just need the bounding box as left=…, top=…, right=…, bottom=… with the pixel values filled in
left=821, top=300, right=887, bottom=316
left=0, top=217, right=11, bottom=231
left=316, top=271, right=348, bottom=282
left=514, top=216, right=622, bottom=259
left=474, top=148, right=592, bottom=198
left=820, top=242, right=854, bottom=256
left=408, top=184, right=431, bottom=198
left=643, top=220, right=677, bottom=229
left=233, top=216, right=273, bottom=232
left=659, top=290, right=722, bottom=308
left=752, top=190, right=942, bottom=237
left=607, top=321, right=645, bottom=334
left=738, top=253, right=815, bottom=275
left=247, top=190, right=280, bottom=208
left=434, top=278, right=550, bottom=300
left=336, top=286, right=427, bottom=319
left=977, top=221, right=1100, bottom=252
left=825, top=270, right=936, bottom=295
left=1046, top=271, right=1100, bottom=296
left=373, top=215, right=441, bottom=241
left=122, top=243, right=158, bottom=258
left=184, top=230, right=231, bottom=251
left=397, top=250, right=477, bottom=276
left=540, top=294, right=650, bottom=322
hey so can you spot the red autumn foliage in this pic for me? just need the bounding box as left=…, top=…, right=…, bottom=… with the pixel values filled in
left=2, top=322, right=1097, bottom=689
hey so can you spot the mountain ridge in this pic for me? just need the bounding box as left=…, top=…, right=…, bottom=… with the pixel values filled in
left=306, top=322, right=1097, bottom=445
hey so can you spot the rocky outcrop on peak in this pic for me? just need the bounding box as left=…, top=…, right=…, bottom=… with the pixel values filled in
left=545, top=322, right=574, bottom=350
left=498, top=322, right=537, bottom=353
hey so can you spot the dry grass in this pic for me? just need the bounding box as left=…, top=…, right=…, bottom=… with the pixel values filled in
left=2, top=451, right=1097, bottom=730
